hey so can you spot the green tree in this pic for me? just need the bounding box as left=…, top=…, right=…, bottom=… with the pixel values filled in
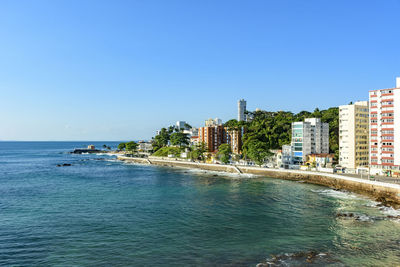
left=117, top=142, right=126, bottom=151
left=189, top=142, right=207, bottom=161
left=170, top=132, right=189, bottom=147
left=224, top=119, right=247, bottom=130
left=152, top=128, right=170, bottom=152
left=241, top=107, right=339, bottom=162
left=245, top=139, right=272, bottom=166
left=168, top=126, right=176, bottom=134
left=217, top=144, right=232, bottom=164
left=125, top=141, right=138, bottom=153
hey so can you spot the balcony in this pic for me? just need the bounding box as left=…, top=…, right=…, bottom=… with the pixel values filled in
left=381, top=93, right=394, bottom=96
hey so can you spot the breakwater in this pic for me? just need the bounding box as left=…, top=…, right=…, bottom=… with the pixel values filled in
left=118, top=156, right=400, bottom=207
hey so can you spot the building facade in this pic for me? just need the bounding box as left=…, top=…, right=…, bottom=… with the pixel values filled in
left=137, top=141, right=153, bottom=153
left=238, top=99, right=246, bottom=121
left=224, top=128, right=242, bottom=154
left=198, top=125, right=225, bottom=153
left=369, top=78, right=400, bottom=171
left=339, top=101, right=369, bottom=170
left=282, top=144, right=294, bottom=168
left=176, top=121, right=187, bottom=130
left=205, top=118, right=222, bottom=127
left=306, top=153, right=335, bottom=168
left=291, top=118, right=329, bottom=163
left=198, top=118, right=243, bottom=154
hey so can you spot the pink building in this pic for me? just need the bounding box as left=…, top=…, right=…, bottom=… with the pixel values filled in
left=369, top=78, right=400, bottom=171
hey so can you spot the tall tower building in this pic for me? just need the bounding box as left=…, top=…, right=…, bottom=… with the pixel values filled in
left=238, top=99, right=246, bottom=121
left=339, top=101, right=369, bottom=170
left=369, top=77, right=400, bottom=171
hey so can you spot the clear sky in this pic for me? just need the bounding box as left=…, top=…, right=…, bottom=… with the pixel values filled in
left=1, top=0, right=399, bottom=141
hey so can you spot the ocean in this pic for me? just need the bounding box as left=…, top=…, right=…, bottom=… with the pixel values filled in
left=1, top=141, right=400, bottom=266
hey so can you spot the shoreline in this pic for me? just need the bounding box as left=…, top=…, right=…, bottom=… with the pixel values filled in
left=118, top=156, right=400, bottom=208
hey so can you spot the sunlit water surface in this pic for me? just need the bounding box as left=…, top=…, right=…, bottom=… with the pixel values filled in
left=1, top=142, right=400, bottom=266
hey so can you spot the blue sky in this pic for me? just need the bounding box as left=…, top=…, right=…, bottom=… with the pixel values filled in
left=1, top=0, right=399, bottom=141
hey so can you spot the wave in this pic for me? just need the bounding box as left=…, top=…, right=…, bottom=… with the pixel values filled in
left=96, top=153, right=117, bottom=157
left=311, top=189, right=361, bottom=200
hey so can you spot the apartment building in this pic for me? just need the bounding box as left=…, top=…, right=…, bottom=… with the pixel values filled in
left=198, top=118, right=225, bottom=153
left=224, top=128, right=242, bottom=154
left=198, top=118, right=243, bottom=154
left=369, top=78, right=400, bottom=171
left=339, top=101, right=369, bottom=170
left=205, top=118, right=222, bottom=127
left=291, top=118, right=329, bottom=163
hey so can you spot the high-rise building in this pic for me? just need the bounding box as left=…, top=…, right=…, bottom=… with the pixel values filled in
left=198, top=125, right=225, bottom=153
left=224, top=128, right=242, bottom=154
left=369, top=78, right=400, bottom=171
left=198, top=118, right=243, bottom=154
left=238, top=99, right=246, bottom=121
left=339, top=101, right=369, bottom=170
left=291, top=118, right=329, bottom=163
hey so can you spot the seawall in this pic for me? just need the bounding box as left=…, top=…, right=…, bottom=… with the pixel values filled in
left=118, top=156, right=400, bottom=208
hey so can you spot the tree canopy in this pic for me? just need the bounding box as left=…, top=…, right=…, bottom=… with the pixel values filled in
left=189, top=142, right=207, bottom=161
left=125, top=141, right=138, bottom=152
left=217, top=144, right=231, bottom=164
left=242, top=107, right=339, bottom=160
left=170, top=132, right=189, bottom=147
left=117, top=142, right=126, bottom=151
left=152, top=128, right=170, bottom=152
left=244, top=139, right=272, bottom=166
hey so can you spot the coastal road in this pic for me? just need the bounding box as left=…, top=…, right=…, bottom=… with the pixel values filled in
left=338, top=173, right=400, bottom=185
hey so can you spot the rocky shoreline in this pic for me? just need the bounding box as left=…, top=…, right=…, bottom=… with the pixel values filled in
left=118, top=156, right=400, bottom=209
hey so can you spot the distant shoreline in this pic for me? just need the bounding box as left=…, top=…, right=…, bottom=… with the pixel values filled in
left=118, top=156, right=400, bottom=208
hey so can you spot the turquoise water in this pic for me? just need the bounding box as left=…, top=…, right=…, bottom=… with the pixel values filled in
left=1, top=142, right=400, bottom=266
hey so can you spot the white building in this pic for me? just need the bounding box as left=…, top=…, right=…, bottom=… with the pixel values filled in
left=176, top=121, right=188, bottom=130
left=291, top=118, right=329, bottom=163
left=282, top=145, right=294, bottom=167
left=137, top=141, right=153, bottom=153
left=339, top=101, right=369, bottom=170
left=238, top=99, right=246, bottom=121
left=205, top=118, right=222, bottom=127
left=369, top=77, right=400, bottom=173
left=183, top=127, right=198, bottom=137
